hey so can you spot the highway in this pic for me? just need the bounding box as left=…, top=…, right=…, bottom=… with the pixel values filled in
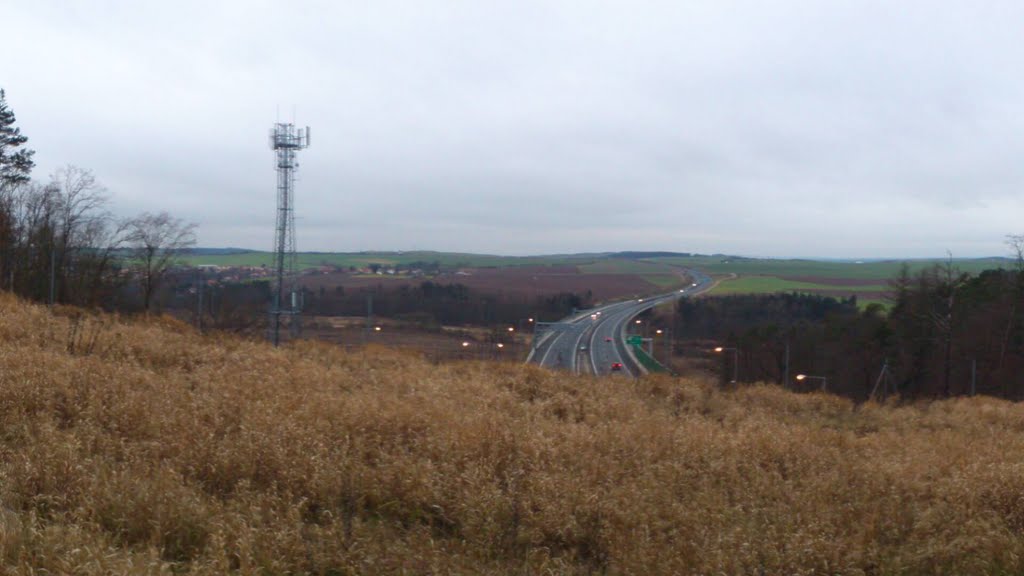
left=527, top=269, right=713, bottom=377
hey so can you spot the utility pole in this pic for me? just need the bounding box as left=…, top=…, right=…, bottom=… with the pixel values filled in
left=970, top=358, right=977, bottom=396
left=195, top=267, right=204, bottom=331
left=49, top=247, right=55, bottom=306
left=364, top=293, right=373, bottom=343
left=732, top=347, right=738, bottom=383
left=870, top=360, right=890, bottom=401
left=783, top=340, right=790, bottom=389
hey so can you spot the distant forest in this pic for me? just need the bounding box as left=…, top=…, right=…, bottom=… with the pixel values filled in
left=186, top=279, right=592, bottom=332
left=676, top=258, right=1024, bottom=400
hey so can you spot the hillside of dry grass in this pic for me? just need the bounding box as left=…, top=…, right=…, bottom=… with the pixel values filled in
left=2, top=293, right=1024, bottom=574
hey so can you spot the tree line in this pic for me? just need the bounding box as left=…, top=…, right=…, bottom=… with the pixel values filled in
left=676, top=255, right=1024, bottom=400
left=303, top=280, right=591, bottom=328
left=0, top=89, right=195, bottom=312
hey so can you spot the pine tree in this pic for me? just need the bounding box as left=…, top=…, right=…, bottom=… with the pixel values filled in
left=1, top=89, right=36, bottom=290
left=0, top=89, right=35, bottom=193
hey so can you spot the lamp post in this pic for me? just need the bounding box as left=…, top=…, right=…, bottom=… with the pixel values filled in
left=519, top=317, right=535, bottom=349
left=714, top=346, right=739, bottom=383
left=504, top=326, right=516, bottom=357
left=655, top=328, right=673, bottom=365
left=634, top=319, right=646, bottom=338
left=795, top=373, right=828, bottom=392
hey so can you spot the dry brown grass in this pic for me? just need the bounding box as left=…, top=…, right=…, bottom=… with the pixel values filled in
left=2, top=292, right=1024, bottom=574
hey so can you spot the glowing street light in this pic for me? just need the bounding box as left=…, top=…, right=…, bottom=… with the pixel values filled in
left=461, top=341, right=470, bottom=347
left=796, top=374, right=828, bottom=392
left=714, top=346, right=739, bottom=383
left=374, top=326, right=382, bottom=332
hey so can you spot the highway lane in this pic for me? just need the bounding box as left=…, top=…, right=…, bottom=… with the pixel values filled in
left=533, top=318, right=589, bottom=371
left=527, top=268, right=714, bottom=377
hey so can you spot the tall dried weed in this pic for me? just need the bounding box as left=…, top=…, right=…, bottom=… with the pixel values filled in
left=1, top=293, right=1024, bottom=574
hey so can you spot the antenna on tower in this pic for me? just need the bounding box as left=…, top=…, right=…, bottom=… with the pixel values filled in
left=268, top=120, right=310, bottom=346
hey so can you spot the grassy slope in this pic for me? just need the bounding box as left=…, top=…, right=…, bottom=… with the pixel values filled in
left=3, top=296, right=1024, bottom=574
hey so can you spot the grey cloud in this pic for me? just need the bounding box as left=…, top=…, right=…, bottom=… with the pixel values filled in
left=6, top=0, right=1024, bottom=257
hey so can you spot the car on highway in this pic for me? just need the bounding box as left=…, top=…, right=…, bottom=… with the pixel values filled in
left=604, top=337, right=613, bottom=342
left=579, top=344, right=588, bottom=351
left=611, top=362, right=624, bottom=371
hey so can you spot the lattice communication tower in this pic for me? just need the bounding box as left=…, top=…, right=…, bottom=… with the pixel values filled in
left=268, top=122, right=310, bottom=346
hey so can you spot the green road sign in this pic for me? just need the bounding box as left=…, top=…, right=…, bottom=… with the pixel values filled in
left=626, top=335, right=642, bottom=346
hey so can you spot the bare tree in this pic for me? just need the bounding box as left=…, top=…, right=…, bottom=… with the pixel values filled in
left=53, top=166, right=107, bottom=254
left=124, top=211, right=197, bottom=312
left=47, top=166, right=112, bottom=303
left=9, top=181, right=60, bottom=299
left=1008, top=234, right=1024, bottom=271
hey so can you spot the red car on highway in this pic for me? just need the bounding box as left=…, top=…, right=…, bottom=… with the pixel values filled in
left=611, top=362, right=624, bottom=371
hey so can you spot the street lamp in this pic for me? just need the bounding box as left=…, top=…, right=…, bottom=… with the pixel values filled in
left=795, top=374, right=828, bottom=392
left=655, top=329, right=671, bottom=364
left=714, top=346, right=739, bottom=383
left=518, top=317, right=535, bottom=349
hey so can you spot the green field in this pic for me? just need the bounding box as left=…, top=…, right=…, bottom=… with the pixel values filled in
left=183, top=251, right=1014, bottom=306
left=706, top=276, right=884, bottom=295
left=639, top=255, right=1014, bottom=304
left=645, top=255, right=1012, bottom=280
left=185, top=250, right=605, bottom=270
left=187, top=251, right=1011, bottom=277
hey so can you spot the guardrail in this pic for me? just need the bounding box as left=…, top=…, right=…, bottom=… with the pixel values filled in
left=631, top=344, right=670, bottom=374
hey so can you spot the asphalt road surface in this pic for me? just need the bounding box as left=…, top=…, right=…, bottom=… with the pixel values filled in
left=527, top=269, right=713, bottom=377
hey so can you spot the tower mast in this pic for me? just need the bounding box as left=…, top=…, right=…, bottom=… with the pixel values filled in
left=268, top=122, right=309, bottom=346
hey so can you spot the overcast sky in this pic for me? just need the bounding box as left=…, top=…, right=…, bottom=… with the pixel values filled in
left=5, top=1, right=1024, bottom=257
